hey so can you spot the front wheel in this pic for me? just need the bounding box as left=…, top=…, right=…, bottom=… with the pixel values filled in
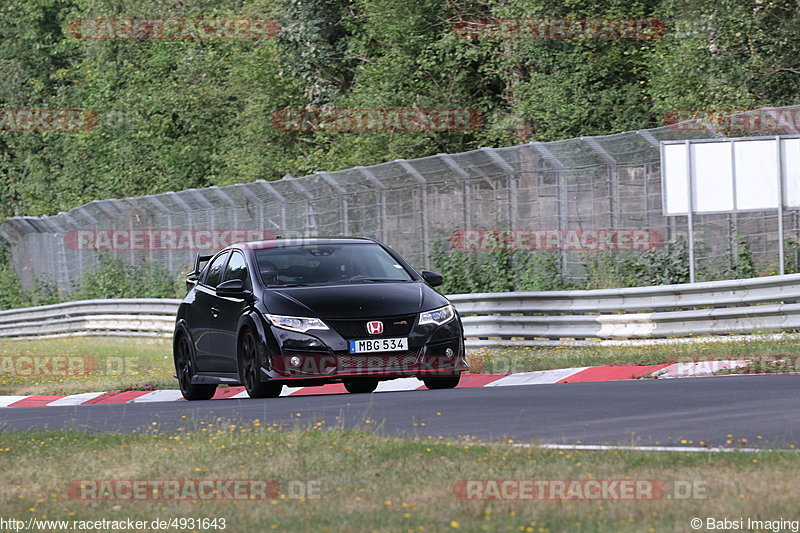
left=423, top=375, right=461, bottom=390
left=343, top=379, right=379, bottom=394
left=239, top=329, right=283, bottom=398
left=175, top=334, right=216, bottom=401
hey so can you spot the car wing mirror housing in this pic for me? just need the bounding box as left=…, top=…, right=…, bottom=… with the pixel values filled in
left=421, top=270, right=444, bottom=287
left=216, top=279, right=253, bottom=300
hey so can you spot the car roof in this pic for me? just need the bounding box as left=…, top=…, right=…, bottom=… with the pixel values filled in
left=229, top=237, right=377, bottom=251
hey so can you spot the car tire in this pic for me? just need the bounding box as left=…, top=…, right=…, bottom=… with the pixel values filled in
left=239, top=329, right=283, bottom=399
left=343, top=379, right=379, bottom=394
left=423, top=375, right=461, bottom=390
left=175, top=334, right=217, bottom=401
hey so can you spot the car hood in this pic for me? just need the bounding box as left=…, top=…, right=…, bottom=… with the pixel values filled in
left=262, top=282, right=448, bottom=319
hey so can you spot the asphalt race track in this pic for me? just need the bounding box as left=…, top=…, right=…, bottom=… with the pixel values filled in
left=1, top=375, right=798, bottom=448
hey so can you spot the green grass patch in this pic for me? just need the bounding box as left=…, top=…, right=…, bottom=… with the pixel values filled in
left=0, top=427, right=796, bottom=532
left=0, top=337, right=173, bottom=395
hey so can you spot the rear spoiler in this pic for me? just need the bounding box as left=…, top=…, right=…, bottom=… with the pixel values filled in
left=186, top=254, right=214, bottom=290
left=185, top=253, right=213, bottom=291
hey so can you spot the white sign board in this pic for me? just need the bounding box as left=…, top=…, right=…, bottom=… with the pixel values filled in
left=661, top=137, right=800, bottom=215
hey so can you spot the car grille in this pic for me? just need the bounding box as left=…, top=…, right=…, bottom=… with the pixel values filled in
left=338, top=352, right=418, bottom=369
left=326, top=315, right=416, bottom=339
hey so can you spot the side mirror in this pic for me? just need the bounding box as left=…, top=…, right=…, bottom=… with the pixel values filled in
left=421, top=270, right=444, bottom=288
left=185, top=277, right=198, bottom=292
left=216, top=279, right=253, bottom=299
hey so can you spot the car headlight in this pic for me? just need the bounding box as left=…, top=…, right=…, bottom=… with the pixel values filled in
left=266, top=314, right=329, bottom=333
left=419, top=304, right=455, bottom=326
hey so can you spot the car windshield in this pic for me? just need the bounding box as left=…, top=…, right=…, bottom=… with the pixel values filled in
left=254, top=243, right=415, bottom=287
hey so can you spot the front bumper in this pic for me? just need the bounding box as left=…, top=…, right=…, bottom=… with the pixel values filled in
left=261, top=315, right=467, bottom=382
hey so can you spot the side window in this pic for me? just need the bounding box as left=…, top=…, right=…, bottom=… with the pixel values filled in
left=203, top=252, right=230, bottom=288
left=222, top=251, right=250, bottom=287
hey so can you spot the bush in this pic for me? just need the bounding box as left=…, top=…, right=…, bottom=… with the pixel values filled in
left=515, top=251, right=566, bottom=291
left=73, top=256, right=183, bottom=300
left=636, top=238, right=691, bottom=286
left=431, top=239, right=571, bottom=294
left=0, top=251, right=183, bottom=309
left=430, top=236, right=698, bottom=293
left=0, top=245, right=65, bottom=309
left=583, top=252, right=643, bottom=290
left=0, top=261, right=27, bottom=310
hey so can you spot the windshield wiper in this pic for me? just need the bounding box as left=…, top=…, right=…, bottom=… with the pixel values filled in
left=345, top=278, right=407, bottom=283
left=268, top=283, right=308, bottom=288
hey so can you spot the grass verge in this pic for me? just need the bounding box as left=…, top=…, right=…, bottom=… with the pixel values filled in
left=0, top=337, right=173, bottom=396
left=468, top=336, right=800, bottom=374
left=0, top=427, right=796, bottom=532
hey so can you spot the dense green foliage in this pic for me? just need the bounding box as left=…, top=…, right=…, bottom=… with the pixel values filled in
left=2, top=0, right=800, bottom=307
left=0, top=254, right=182, bottom=310
left=431, top=237, right=695, bottom=294
left=2, top=0, right=800, bottom=218
left=71, top=255, right=184, bottom=300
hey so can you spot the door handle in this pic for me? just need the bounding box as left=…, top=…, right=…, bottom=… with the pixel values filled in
left=210, top=307, right=220, bottom=318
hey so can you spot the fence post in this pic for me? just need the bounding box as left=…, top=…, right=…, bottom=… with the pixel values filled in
left=355, top=167, right=388, bottom=243
left=318, top=172, right=349, bottom=235
left=283, top=174, right=318, bottom=236
left=684, top=140, right=696, bottom=283
left=481, top=148, right=518, bottom=231
left=256, top=180, right=288, bottom=233
left=728, top=140, right=738, bottom=274
left=530, top=142, right=568, bottom=276
left=395, top=159, right=430, bottom=267
left=777, top=135, right=786, bottom=275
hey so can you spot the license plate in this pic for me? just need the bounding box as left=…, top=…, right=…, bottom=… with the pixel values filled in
left=348, top=337, right=408, bottom=354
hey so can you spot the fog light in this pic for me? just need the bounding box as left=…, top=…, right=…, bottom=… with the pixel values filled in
left=445, top=348, right=454, bottom=358
left=290, top=355, right=302, bottom=367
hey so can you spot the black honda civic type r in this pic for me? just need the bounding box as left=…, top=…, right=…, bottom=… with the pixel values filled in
left=173, top=237, right=468, bottom=400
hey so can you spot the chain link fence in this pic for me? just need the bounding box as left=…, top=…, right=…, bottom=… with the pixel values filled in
left=3, top=106, right=800, bottom=290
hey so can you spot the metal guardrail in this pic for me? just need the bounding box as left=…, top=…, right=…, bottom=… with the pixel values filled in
left=450, top=273, right=800, bottom=347
left=1, top=274, right=800, bottom=345
left=0, top=299, right=181, bottom=339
